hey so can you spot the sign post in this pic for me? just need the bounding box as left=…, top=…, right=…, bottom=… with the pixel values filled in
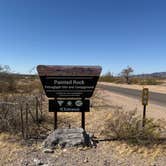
left=82, top=111, right=85, bottom=130
left=142, top=88, right=149, bottom=127
left=37, top=65, right=102, bottom=130
left=54, top=111, right=57, bottom=130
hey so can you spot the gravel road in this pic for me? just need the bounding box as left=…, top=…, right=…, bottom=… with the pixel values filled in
left=98, top=84, right=166, bottom=107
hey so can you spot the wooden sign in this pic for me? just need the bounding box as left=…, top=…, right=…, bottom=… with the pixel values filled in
left=37, top=65, right=102, bottom=98
left=37, top=65, right=102, bottom=130
left=49, top=99, right=90, bottom=112
left=142, top=88, right=149, bottom=105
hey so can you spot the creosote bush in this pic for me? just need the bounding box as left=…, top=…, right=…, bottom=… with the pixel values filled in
left=131, top=77, right=162, bottom=85
left=103, top=109, right=163, bottom=145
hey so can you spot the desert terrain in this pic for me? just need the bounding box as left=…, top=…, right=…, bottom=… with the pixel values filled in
left=0, top=78, right=166, bottom=165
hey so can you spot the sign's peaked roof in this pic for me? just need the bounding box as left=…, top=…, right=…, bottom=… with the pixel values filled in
left=37, top=65, right=102, bottom=76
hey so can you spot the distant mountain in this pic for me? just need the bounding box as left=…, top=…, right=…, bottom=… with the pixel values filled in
left=135, top=72, right=166, bottom=78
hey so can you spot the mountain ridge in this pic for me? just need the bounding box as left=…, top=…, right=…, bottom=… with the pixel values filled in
left=135, top=72, right=166, bottom=78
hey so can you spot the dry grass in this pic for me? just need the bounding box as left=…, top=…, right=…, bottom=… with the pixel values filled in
left=0, top=133, right=26, bottom=165
left=101, top=140, right=166, bottom=163
left=17, top=78, right=43, bottom=94
left=102, top=109, right=165, bottom=145
left=99, top=74, right=164, bottom=85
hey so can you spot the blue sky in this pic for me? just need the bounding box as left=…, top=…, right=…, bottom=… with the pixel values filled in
left=0, top=0, right=166, bottom=75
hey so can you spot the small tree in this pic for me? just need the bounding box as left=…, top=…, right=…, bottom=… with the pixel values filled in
left=0, top=65, right=11, bottom=73
left=121, top=66, right=134, bottom=84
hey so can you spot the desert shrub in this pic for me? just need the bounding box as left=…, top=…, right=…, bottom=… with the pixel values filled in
left=0, top=81, right=8, bottom=93
left=113, top=77, right=125, bottom=84
left=0, top=95, right=20, bottom=132
left=139, top=78, right=162, bottom=85
left=7, top=75, right=17, bottom=92
left=19, top=81, right=43, bottom=93
left=130, top=77, right=163, bottom=85
left=0, top=74, right=17, bottom=93
left=99, top=75, right=125, bottom=84
left=0, top=94, right=44, bottom=137
left=0, top=65, right=17, bottom=93
left=100, top=73, right=163, bottom=85
left=103, top=109, right=163, bottom=145
left=100, top=72, right=115, bottom=82
left=18, top=77, right=43, bottom=94
left=130, top=77, right=139, bottom=84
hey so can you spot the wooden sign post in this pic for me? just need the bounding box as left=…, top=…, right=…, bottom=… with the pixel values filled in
left=54, top=111, right=57, bottom=130
left=142, top=88, right=149, bottom=127
left=37, top=65, right=102, bottom=130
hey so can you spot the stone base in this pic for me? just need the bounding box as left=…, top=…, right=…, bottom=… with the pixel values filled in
left=43, top=128, right=94, bottom=149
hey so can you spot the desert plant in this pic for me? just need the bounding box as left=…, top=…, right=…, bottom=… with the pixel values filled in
left=139, top=78, right=161, bottom=85
left=121, top=66, right=134, bottom=84
left=100, top=71, right=115, bottom=82
left=7, top=75, right=17, bottom=92
left=0, top=94, right=44, bottom=138
left=103, top=109, right=163, bottom=145
left=0, top=65, right=17, bottom=93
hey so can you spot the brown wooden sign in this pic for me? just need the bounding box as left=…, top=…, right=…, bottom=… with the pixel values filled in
left=37, top=65, right=102, bottom=98
left=37, top=65, right=102, bottom=130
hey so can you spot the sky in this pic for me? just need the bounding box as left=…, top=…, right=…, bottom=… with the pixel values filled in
left=0, top=0, right=166, bottom=75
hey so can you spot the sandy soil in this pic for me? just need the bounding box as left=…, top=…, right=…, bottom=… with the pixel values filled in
left=0, top=133, right=165, bottom=166
left=99, top=82, right=166, bottom=94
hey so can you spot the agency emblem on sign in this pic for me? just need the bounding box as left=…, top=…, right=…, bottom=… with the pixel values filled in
left=75, top=100, right=83, bottom=107
left=49, top=99, right=90, bottom=112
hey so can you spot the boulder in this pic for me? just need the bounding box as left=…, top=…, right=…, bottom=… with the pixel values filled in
left=42, top=128, right=93, bottom=149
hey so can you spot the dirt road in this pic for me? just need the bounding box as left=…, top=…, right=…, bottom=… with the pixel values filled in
left=98, top=83, right=166, bottom=107
left=96, top=83, right=166, bottom=121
